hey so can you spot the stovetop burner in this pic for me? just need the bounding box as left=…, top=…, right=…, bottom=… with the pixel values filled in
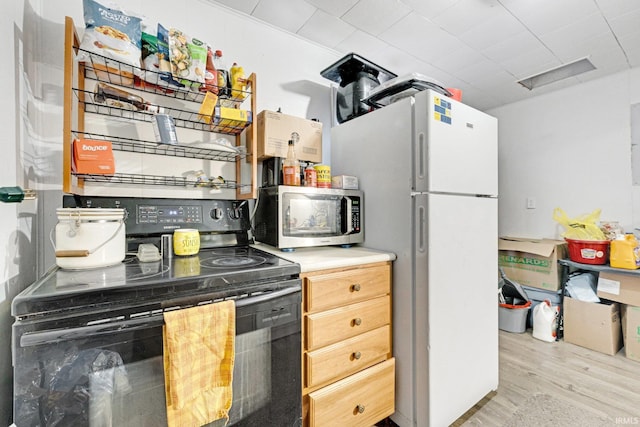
left=200, top=254, right=267, bottom=268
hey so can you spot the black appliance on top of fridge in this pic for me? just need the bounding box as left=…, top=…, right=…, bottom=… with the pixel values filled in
left=321, top=53, right=397, bottom=123
left=11, top=196, right=302, bottom=427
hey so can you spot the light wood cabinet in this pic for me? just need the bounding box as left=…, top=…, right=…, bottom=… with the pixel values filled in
left=302, top=261, right=394, bottom=427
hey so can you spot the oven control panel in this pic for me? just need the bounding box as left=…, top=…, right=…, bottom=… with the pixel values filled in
left=62, top=196, right=251, bottom=236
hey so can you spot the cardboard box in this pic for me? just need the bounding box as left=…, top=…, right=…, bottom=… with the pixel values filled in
left=498, top=237, right=568, bottom=291
left=597, top=271, right=640, bottom=307
left=72, top=139, right=115, bottom=175
left=563, top=297, right=622, bottom=355
left=622, top=305, right=640, bottom=362
left=249, top=110, right=322, bottom=163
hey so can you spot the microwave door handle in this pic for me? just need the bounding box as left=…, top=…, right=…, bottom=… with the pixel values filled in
left=342, top=197, right=353, bottom=234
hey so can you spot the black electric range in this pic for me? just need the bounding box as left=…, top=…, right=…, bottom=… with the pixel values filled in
left=12, top=197, right=303, bottom=427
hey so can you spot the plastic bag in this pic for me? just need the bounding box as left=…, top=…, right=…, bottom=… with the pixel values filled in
left=552, top=208, right=607, bottom=241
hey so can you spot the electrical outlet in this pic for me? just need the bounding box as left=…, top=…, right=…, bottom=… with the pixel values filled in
left=526, top=197, right=536, bottom=209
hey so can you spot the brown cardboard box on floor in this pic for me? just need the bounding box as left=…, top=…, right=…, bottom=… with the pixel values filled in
left=622, top=305, right=640, bottom=362
left=248, top=110, right=323, bottom=163
left=563, top=297, right=622, bottom=356
left=597, top=271, right=640, bottom=307
left=498, top=237, right=568, bottom=291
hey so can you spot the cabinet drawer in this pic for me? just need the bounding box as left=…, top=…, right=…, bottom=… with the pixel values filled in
left=305, top=264, right=390, bottom=312
left=309, top=358, right=395, bottom=427
left=306, top=295, right=390, bottom=350
left=306, top=325, right=390, bottom=388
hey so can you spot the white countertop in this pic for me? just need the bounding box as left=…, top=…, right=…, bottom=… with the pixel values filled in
left=251, top=243, right=396, bottom=272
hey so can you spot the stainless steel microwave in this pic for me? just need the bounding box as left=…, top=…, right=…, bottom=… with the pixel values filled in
left=254, top=185, right=363, bottom=250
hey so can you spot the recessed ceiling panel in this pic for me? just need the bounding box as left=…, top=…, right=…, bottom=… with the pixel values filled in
left=341, top=0, right=412, bottom=36
left=252, top=0, right=317, bottom=33
left=305, top=0, right=360, bottom=17
left=298, top=10, right=355, bottom=48
left=431, top=0, right=503, bottom=36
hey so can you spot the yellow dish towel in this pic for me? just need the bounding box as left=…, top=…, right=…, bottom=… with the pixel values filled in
left=163, top=300, right=235, bottom=427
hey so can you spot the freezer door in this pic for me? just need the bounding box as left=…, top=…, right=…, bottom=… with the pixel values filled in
left=414, top=89, right=498, bottom=196
left=414, top=193, right=499, bottom=427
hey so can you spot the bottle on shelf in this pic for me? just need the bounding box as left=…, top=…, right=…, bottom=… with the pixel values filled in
left=213, top=50, right=230, bottom=97
left=200, top=46, right=219, bottom=95
left=304, top=163, right=317, bottom=187
left=283, top=132, right=301, bottom=186
left=94, top=83, right=164, bottom=113
left=230, top=62, right=246, bottom=100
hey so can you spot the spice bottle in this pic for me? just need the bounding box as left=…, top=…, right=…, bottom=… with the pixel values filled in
left=304, top=163, right=317, bottom=187
left=283, top=132, right=301, bottom=186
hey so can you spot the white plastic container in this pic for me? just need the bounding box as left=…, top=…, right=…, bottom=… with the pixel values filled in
left=53, top=208, right=126, bottom=269
left=532, top=299, right=560, bottom=342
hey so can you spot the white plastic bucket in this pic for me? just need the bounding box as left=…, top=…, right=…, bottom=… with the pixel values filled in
left=532, top=299, right=559, bottom=342
left=53, top=208, right=126, bottom=269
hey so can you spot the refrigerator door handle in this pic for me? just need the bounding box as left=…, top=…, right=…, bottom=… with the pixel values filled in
left=418, top=132, right=426, bottom=180
left=418, top=204, right=425, bottom=252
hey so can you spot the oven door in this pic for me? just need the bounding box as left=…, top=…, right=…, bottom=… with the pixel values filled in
left=13, top=285, right=302, bottom=427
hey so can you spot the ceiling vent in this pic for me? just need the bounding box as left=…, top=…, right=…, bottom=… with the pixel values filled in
left=517, top=57, right=596, bottom=90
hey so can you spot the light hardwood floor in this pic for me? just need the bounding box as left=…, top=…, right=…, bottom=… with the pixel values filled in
left=452, top=330, right=640, bottom=426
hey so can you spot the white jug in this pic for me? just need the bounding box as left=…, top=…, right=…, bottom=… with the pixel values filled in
left=532, top=299, right=559, bottom=342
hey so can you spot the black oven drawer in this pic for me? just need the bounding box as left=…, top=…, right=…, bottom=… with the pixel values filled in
left=13, top=285, right=302, bottom=427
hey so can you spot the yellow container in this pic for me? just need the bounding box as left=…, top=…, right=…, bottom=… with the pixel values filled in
left=173, top=229, right=200, bottom=256
left=610, top=234, right=640, bottom=269
left=314, top=164, right=331, bottom=188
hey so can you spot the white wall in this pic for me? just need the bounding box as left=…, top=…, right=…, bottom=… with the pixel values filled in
left=1, top=0, right=340, bottom=423
left=489, top=67, right=640, bottom=240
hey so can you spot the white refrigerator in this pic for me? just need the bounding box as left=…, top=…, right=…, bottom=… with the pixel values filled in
left=331, top=89, right=499, bottom=427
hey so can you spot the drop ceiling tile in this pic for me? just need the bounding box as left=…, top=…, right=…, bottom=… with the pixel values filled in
left=481, top=31, right=543, bottom=64
left=595, top=0, right=640, bottom=18
left=539, top=12, right=611, bottom=49
left=376, top=46, right=424, bottom=75
left=431, top=0, right=504, bottom=36
left=546, top=32, right=621, bottom=62
left=207, top=0, right=260, bottom=15
left=334, top=29, right=392, bottom=61
left=435, top=44, right=486, bottom=75
left=501, top=0, right=599, bottom=36
left=619, top=32, right=640, bottom=57
left=499, top=47, right=560, bottom=79
left=609, top=9, right=640, bottom=39
left=469, top=68, right=517, bottom=89
left=304, top=0, right=360, bottom=17
left=451, top=58, right=505, bottom=85
left=298, top=9, right=356, bottom=47
left=252, top=0, right=317, bottom=33
left=627, top=46, right=640, bottom=68
left=380, top=12, right=468, bottom=63
left=401, top=0, right=459, bottom=19
left=341, top=0, right=412, bottom=36
left=457, top=7, right=526, bottom=51
left=587, top=44, right=630, bottom=73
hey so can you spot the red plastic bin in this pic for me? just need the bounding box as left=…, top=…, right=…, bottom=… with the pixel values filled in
left=565, top=238, right=610, bottom=265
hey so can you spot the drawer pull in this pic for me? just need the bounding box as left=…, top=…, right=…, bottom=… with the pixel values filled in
left=351, top=283, right=361, bottom=292
left=352, top=351, right=362, bottom=360
left=352, top=317, right=362, bottom=326
left=356, top=404, right=366, bottom=414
